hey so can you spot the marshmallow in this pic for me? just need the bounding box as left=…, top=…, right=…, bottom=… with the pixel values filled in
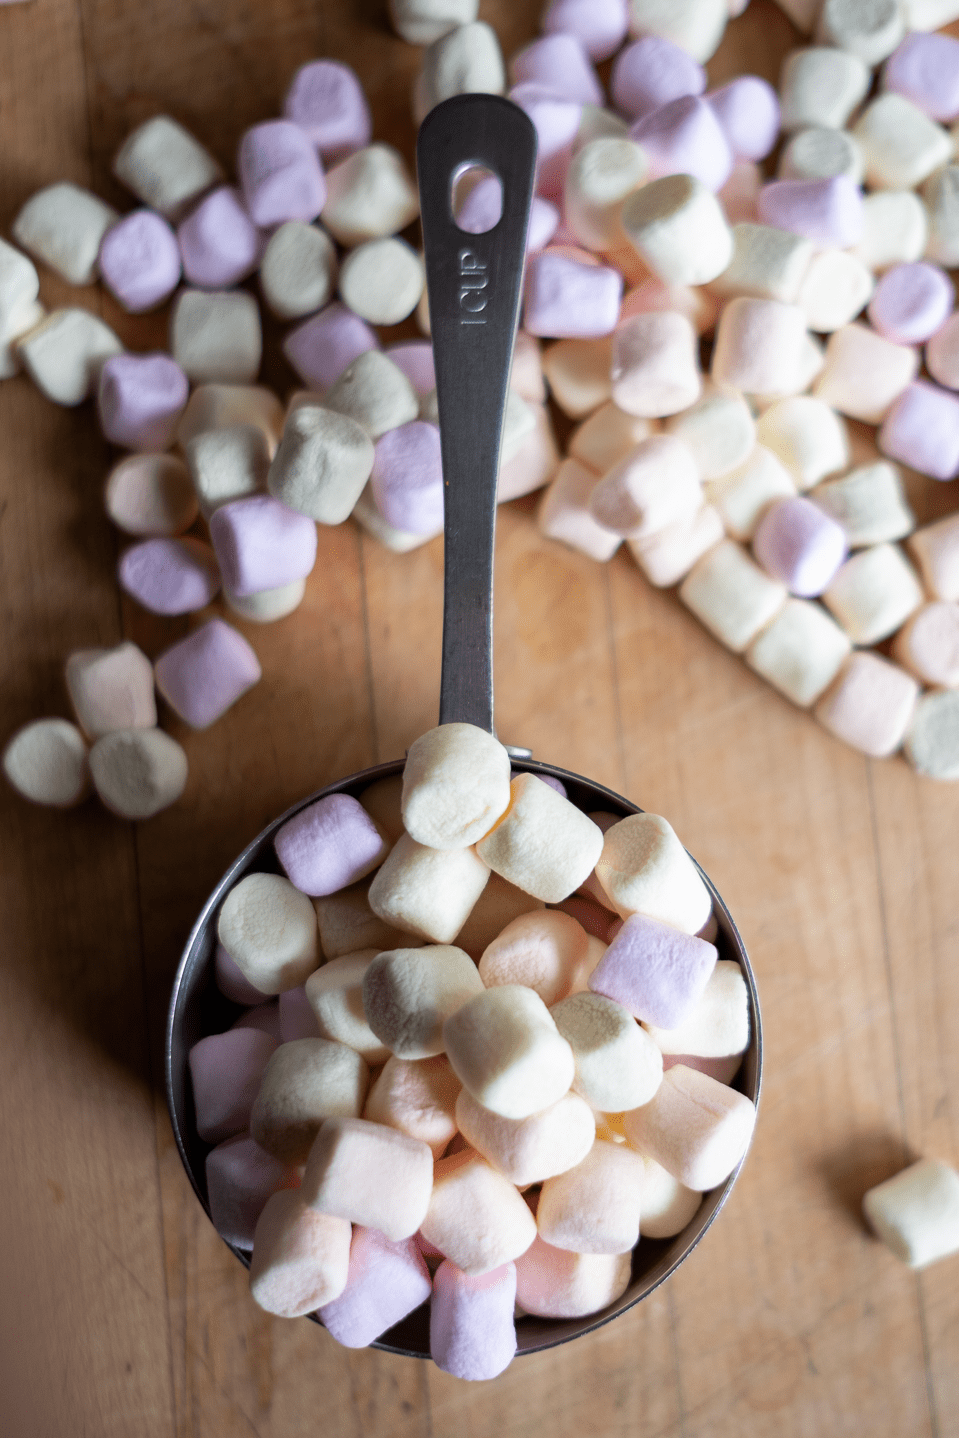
left=321, top=144, right=419, bottom=246
left=113, top=115, right=223, bottom=219
left=98, top=210, right=182, bottom=313
left=757, top=176, right=863, bottom=249
left=921, top=165, right=959, bottom=267
left=904, top=690, right=959, bottom=778
left=320, top=1226, right=432, bottom=1348
left=634, top=1154, right=702, bottom=1237
left=65, top=642, right=156, bottom=738
left=778, top=47, right=870, bottom=131
left=665, top=388, right=754, bottom=479
left=303, top=1117, right=434, bottom=1240
left=323, top=350, right=419, bottom=439
left=387, top=340, right=437, bottom=401
left=390, top=0, right=478, bottom=42
left=402, top=724, right=511, bottom=850
left=524, top=251, right=623, bottom=339
left=314, top=879, right=425, bottom=959
left=589, top=434, right=701, bottom=540
left=0, top=239, right=39, bottom=332
left=854, top=191, right=928, bottom=271
left=880, top=380, right=959, bottom=480
left=279, top=986, right=319, bottom=1042
left=624, top=0, right=726, bottom=61
left=456, top=1088, right=595, bottom=1185
left=97, top=353, right=188, bottom=453
left=537, top=1138, right=645, bottom=1253
left=304, top=954, right=390, bottom=1065
left=745, top=598, right=852, bottom=706
left=563, top=139, right=647, bottom=252
left=629, top=96, right=731, bottom=192
left=259, top=222, right=337, bottom=321
left=542, top=337, right=613, bottom=418
left=542, top=0, right=629, bottom=62
left=249, top=1190, right=351, bottom=1317
left=421, top=1150, right=537, bottom=1273
left=177, top=384, right=284, bottom=452
left=594, top=812, right=712, bottom=932
left=2, top=719, right=89, bottom=807
left=209, top=494, right=318, bottom=596
left=156, top=618, right=262, bottom=729
left=709, top=223, right=813, bottom=305
left=177, top=186, right=263, bottom=290
left=275, top=794, right=388, bottom=898
left=368, top=834, right=490, bottom=945
left=779, top=127, right=863, bottom=185
left=589, top=912, right=716, bottom=1029
left=863, top=1158, right=959, bottom=1267
left=416, top=22, right=506, bottom=122
left=538, top=458, right=623, bottom=562
left=217, top=871, right=319, bottom=994
left=18, top=308, right=123, bottom=406
left=908, top=513, right=959, bottom=599
left=610, top=35, right=704, bottom=120
left=569, top=402, right=654, bottom=474
left=12, top=182, right=118, bottom=286
left=186, top=423, right=272, bottom=518
left=624, top=1063, right=755, bottom=1190
left=251, top=1038, right=370, bottom=1163
left=719, top=160, right=762, bottom=224
left=816, top=0, right=904, bottom=63
left=814, top=651, right=920, bottom=755
left=797, top=250, right=874, bottom=333
left=705, top=447, right=797, bottom=542
left=170, top=289, right=261, bottom=385
left=478, top=909, right=589, bottom=1004
left=430, top=1260, right=516, bottom=1381
left=611, top=312, right=701, bottom=418
left=813, top=324, right=918, bottom=423
left=904, top=0, right=959, bottom=26
left=710, top=296, right=808, bottom=397
left=628, top=503, right=725, bottom=587
left=679, top=539, right=788, bottom=651
left=869, top=263, right=953, bottom=346
left=928, top=312, right=959, bottom=392
left=88, top=728, right=188, bottom=819
left=0, top=295, right=43, bottom=379
left=622, top=175, right=733, bottom=286
left=855, top=95, right=953, bottom=191
left=283, top=60, right=372, bottom=158
left=514, top=1234, right=631, bottom=1316
left=444, top=984, right=575, bottom=1119
left=823, top=542, right=924, bottom=642
left=268, top=404, right=374, bottom=526
left=364, top=1054, right=461, bottom=1155
left=339, top=238, right=424, bottom=326
left=238, top=120, right=326, bottom=229
left=893, top=602, right=959, bottom=685
left=362, top=945, right=486, bottom=1059
left=189, top=1027, right=277, bottom=1143
left=753, top=497, right=848, bottom=597
left=233, top=1002, right=283, bottom=1042
left=708, top=76, right=780, bottom=162
left=476, top=773, right=604, bottom=902
left=511, top=33, right=603, bottom=106
left=755, top=396, right=848, bottom=491
left=643, top=958, right=749, bottom=1062
left=205, top=1134, right=295, bottom=1249
left=620, top=275, right=720, bottom=334
left=551, top=991, right=663, bottom=1110
left=508, top=84, right=582, bottom=199
left=366, top=420, right=443, bottom=536
left=285, top=309, right=379, bottom=398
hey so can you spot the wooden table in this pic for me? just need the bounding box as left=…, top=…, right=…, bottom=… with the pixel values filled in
left=2, top=0, right=958, bottom=1432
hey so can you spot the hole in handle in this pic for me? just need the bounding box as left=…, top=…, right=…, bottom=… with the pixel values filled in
left=451, top=163, right=503, bottom=234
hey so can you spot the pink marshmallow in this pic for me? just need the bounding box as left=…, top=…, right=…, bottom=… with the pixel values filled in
left=283, top=60, right=372, bottom=160
left=589, top=913, right=717, bottom=1028
left=205, top=1134, right=298, bottom=1249
left=98, top=209, right=182, bottom=313
left=384, top=341, right=435, bottom=398
left=232, top=1001, right=283, bottom=1041
left=630, top=96, right=732, bottom=192
left=97, top=352, right=189, bottom=452
left=283, top=301, right=379, bottom=391
left=706, top=76, right=780, bottom=162
left=752, top=496, right=848, bottom=597
left=209, top=494, right=318, bottom=596
left=757, top=176, right=864, bottom=249
left=867, top=262, right=954, bottom=345
left=370, top=421, right=444, bottom=536
left=319, top=1226, right=432, bottom=1347
left=430, top=1260, right=517, bottom=1381
left=541, top=0, right=628, bottom=63
left=610, top=36, right=705, bottom=121
left=883, top=33, right=959, bottom=123
left=279, top=985, right=321, bottom=1041
left=238, top=120, right=326, bottom=228
left=719, top=161, right=762, bottom=224
left=215, top=941, right=267, bottom=1005
left=274, top=793, right=390, bottom=897
left=177, top=186, right=264, bottom=289
left=662, top=1051, right=743, bottom=1085
left=189, top=1027, right=277, bottom=1143
left=511, top=35, right=604, bottom=107
left=878, top=380, right=959, bottom=481
left=154, top=617, right=262, bottom=728
left=118, top=536, right=220, bottom=615
left=509, top=83, right=582, bottom=199
left=524, top=251, right=623, bottom=337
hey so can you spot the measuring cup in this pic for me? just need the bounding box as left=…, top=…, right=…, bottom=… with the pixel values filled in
left=166, top=93, right=762, bottom=1360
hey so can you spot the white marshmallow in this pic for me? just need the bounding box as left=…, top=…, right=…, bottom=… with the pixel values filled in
left=322, top=144, right=419, bottom=246
left=105, top=453, right=198, bottom=538
left=851, top=191, right=927, bottom=273
left=18, top=308, right=123, bottom=407
left=65, top=643, right=156, bottom=739
left=665, top=388, right=755, bottom=479
left=113, top=115, right=224, bottom=219
left=537, top=1139, right=645, bottom=1253
left=811, top=462, right=914, bottom=547
left=589, top=434, right=702, bottom=539
left=176, top=384, right=284, bottom=452
left=594, top=812, right=712, bottom=932
left=537, top=458, right=623, bottom=563
left=813, top=323, right=918, bottom=423
left=415, top=22, right=506, bottom=123
left=443, top=984, right=576, bottom=1120
left=816, top=0, right=904, bottom=64
left=709, top=223, right=814, bottom=305
left=364, top=1055, right=461, bottom=1156
left=904, top=0, right=959, bottom=22
left=12, top=182, right=118, bottom=286
left=863, top=1158, right=959, bottom=1267
left=249, top=1191, right=351, bottom=1318
left=323, top=350, right=419, bottom=438
left=908, top=513, right=959, bottom=601
left=476, top=773, right=604, bottom=903
left=251, top=1038, right=370, bottom=1163
left=779, top=127, right=863, bottom=184
left=778, top=48, right=871, bottom=132
left=420, top=1150, right=537, bottom=1274
left=218, top=872, right=319, bottom=994
left=564, top=138, right=648, bottom=251
left=170, top=290, right=261, bottom=385
left=362, top=945, right=485, bottom=1059
left=638, top=1155, right=703, bottom=1238
left=0, top=297, right=45, bottom=381
left=89, top=728, right=188, bottom=819
left=338, top=237, right=424, bottom=325
left=390, top=0, right=478, bottom=43
left=853, top=94, right=953, bottom=191
left=626, top=0, right=728, bottom=63
left=304, top=952, right=391, bottom=1064
left=706, top=446, right=797, bottom=541
left=401, top=723, right=511, bottom=850
left=746, top=598, right=853, bottom=706
left=267, top=404, right=374, bottom=525
left=313, top=880, right=426, bottom=959
left=797, top=250, right=874, bottom=333
left=0, top=238, right=39, bottom=327
left=814, top=651, right=920, bottom=756
left=823, top=543, right=924, bottom=643
left=551, top=992, right=664, bottom=1111
left=224, top=580, right=306, bottom=623
left=352, top=483, right=439, bottom=553
left=3, top=718, right=89, bottom=807
left=904, top=691, right=959, bottom=779
left=756, top=397, right=849, bottom=492
left=611, top=312, right=702, bottom=418
left=643, top=959, right=749, bottom=1059
left=568, top=403, right=655, bottom=475
left=510, top=331, right=545, bottom=403
left=260, top=222, right=337, bottom=320
left=921, top=165, right=959, bottom=267
left=624, top=1063, right=756, bottom=1190
left=711, top=297, right=808, bottom=398
left=499, top=402, right=561, bottom=501
left=621, top=175, right=733, bottom=287
left=628, top=503, right=725, bottom=587
left=185, top=424, right=271, bottom=518
left=455, top=1088, right=596, bottom=1185
left=479, top=909, right=589, bottom=1005
left=892, top=603, right=959, bottom=687
left=302, top=1116, right=434, bottom=1241
left=679, top=539, right=788, bottom=652
left=368, top=833, right=490, bottom=945
left=542, top=337, right=613, bottom=419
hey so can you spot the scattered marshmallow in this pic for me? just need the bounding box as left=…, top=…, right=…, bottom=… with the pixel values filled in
left=155, top=617, right=261, bottom=729
left=705, top=446, right=797, bottom=542
left=538, top=458, right=624, bottom=562
left=321, top=143, right=419, bottom=246
left=511, top=33, right=603, bottom=106
left=283, top=59, right=373, bottom=158
left=551, top=991, right=664, bottom=1111
left=443, top=984, right=575, bottom=1120
left=540, top=337, right=612, bottom=419
left=611, top=312, right=701, bottom=417
left=268, top=404, right=374, bottom=526
left=625, top=0, right=728, bottom=64
left=209, top=494, right=318, bottom=596
left=421, top=1149, right=537, bottom=1273
left=259, top=222, right=337, bottom=321
left=863, top=1158, right=959, bottom=1266
left=402, top=723, right=511, bottom=850
left=339, top=237, right=424, bottom=325
left=364, top=1054, right=461, bottom=1154
left=303, top=1117, right=434, bottom=1240
left=921, top=164, right=959, bottom=266
left=893, top=601, right=959, bottom=685
left=623, top=1063, right=756, bottom=1190
left=177, top=384, right=284, bottom=452
left=476, top=773, right=604, bottom=902
left=797, top=249, right=874, bottom=333
left=542, top=0, right=629, bottom=62
left=813, top=323, right=918, bottom=423
left=779, top=126, right=863, bottom=185
left=814, top=650, right=920, bottom=755
left=98, top=210, right=182, bottom=313
left=88, top=727, right=189, bottom=819
left=176, top=186, right=263, bottom=289
left=854, top=190, right=929, bottom=271
left=679, top=539, right=788, bottom=651
left=65, top=642, right=157, bottom=738
left=757, top=175, right=863, bottom=248
left=903, top=689, right=959, bottom=777
left=368, top=833, right=491, bottom=945
left=868, top=262, right=954, bottom=344
left=665, top=388, right=755, bottom=479
left=323, top=349, right=419, bottom=438
left=908, top=512, right=959, bottom=599
left=709, top=222, right=813, bottom=305
left=251, top=1037, right=370, bottom=1163
left=189, top=1026, right=277, bottom=1143
left=622, top=174, right=733, bottom=286
left=455, top=1087, right=596, bottom=1185
left=12, top=182, right=118, bottom=286
left=778, top=47, right=871, bottom=131
left=169, top=289, right=262, bottom=385
left=186, top=423, right=272, bottom=518
left=822, top=542, right=925, bottom=642
left=563, top=138, right=648, bottom=251
left=524, top=251, right=623, bottom=339
left=238, top=120, right=326, bottom=228
left=415, top=22, right=506, bottom=123
left=216, top=870, right=319, bottom=994
left=568, top=402, right=653, bottom=474
left=2, top=718, right=89, bottom=807
left=97, top=353, right=188, bottom=452
left=362, top=945, right=486, bottom=1059
left=628, top=502, right=725, bottom=586
left=707, top=76, right=780, bottom=162
left=745, top=598, right=852, bottom=706
left=18, top=308, right=123, bottom=406
left=816, top=0, right=904, bottom=64
left=879, top=380, right=959, bottom=480
left=113, top=115, right=224, bottom=219
left=249, top=1190, right=352, bottom=1318
left=853, top=93, right=953, bottom=190
left=430, top=1260, right=517, bottom=1381
left=610, top=35, right=704, bottom=120
left=320, top=1226, right=432, bottom=1349
left=536, top=1138, right=645, bottom=1253
left=589, top=433, right=702, bottom=538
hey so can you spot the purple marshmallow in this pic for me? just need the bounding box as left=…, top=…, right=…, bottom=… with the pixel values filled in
left=630, top=95, right=732, bottom=192
left=215, top=941, right=267, bottom=1005
left=610, top=36, right=705, bottom=121
left=429, top=1260, right=517, bottom=1381
left=707, top=76, right=780, bottom=162
left=384, top=340, right=435, bottom=398
left=99, top=209, right=182, bottom=313
left=588, top=912, right=717, bottom=1029
left=370, top=421, right=445, bottom=536
left=523, top=252, right=623, bottom=338
left=238, top=120, right=327, bottom=228
left=455, top=175, right=558, bottom=252
left=188, top=1027, right=277, bottom=1144
left=279, top=985, right=320, bottom=1041
left=118, top=536, right=221, bottom=615
left=509, top=83, right=582, bottom=199
left=878, top=379, right=959, bottom=481
left=283, top=60, right=372, bottom=160
left=97, top=352, right=189, bottom=451
left=177, top=185, right=264, bottom=289
left=206, top=1134, right=296, bottom=1249
left=511, top=34, right=604, bottom=108
left=283, top=301, right=380, bottom=391
left=883, top=32, right=959, bottom=123
left=757, top=176, right=864, bottom=249
left=541, top=0, right=628, bottom=63
left=274, top=792, right=389, bottom=897
left=154, top=617, right=262, bottom=729
left=752, top=496, right=848, bottom=597
left=319, top=1227, right=432, bottom=1348
left=209, top=494, right=318, bottom=596
left=867, top=262, right=955, bottom=345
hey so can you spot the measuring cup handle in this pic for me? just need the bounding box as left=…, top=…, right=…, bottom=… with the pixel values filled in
left=417, top=94, right=538, bottom=735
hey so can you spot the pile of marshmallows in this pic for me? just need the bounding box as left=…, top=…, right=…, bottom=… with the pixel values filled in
left=189, top=723, right=756, bottom=1380
left=9, top=0, right=959, bottom=820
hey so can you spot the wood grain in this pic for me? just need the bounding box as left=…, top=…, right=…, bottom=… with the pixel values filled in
left=1, top=1, right=958, bottom=1434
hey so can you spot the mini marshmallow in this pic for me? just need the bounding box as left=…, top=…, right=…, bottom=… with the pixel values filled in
left=362, top=945, right=486, bottom=1059
left=156, top=618, right=262, bottom=728
left=476, top=773, right=604, bottom=902
left=853, top=94, right=952, bottom=191
left=12, top=182, right=118, bottom=286
left=216, top=943, right=267, bottom=1005
left=563, top=139, right=648, bottom=252
left=880, top=381, right=959, bottom=481
left=542, top=337, right=613, bottom=418
left=186, top=423, right=271, bottom=519
left=524, top=252, right=622, bottom=339
left=275, top=794, right=388, bottom=898
left=709, top=222, right=813, bottom=305
left=238, top=120, right=326, bottom=229
left=176, top=185, right=263, bottom=290
left=757, top=176, right=863, bottom=249
left=779, top=47, right=871, bottom=131
left=863, top=1158, right=959, bottom=1267
left=268, top=405, right=374, bottom=526
left=868, top=263, right=953, bottom=345
left=779, top=127, right=863, bottom=185
left=444, top=984, right=575, bottom=1119
left=18, top=308, right=123, bottom=406
left=797, top=250, right=874, bottom=333
left=113, top=116, right=224, bottom=219
left=0, top=295, right=43, bottom=379
left=622, top=174, right=733, bottom=286
left=611, top=312, right=701, bottom=418
left=903, top=690, right=959, bottom=778
left=366, top=421, right=443, bottom=536
left=928, top=312, right=959, bottom=393
left=478, top=909, right=589, bottom=1005
left=508, top=84, right=582, bottom=199
left=511, top=33, right=603, bottom=106
left=643, top=958, right=749, bottom=1062
left=538, top=458, right=623, bottom=562
left=401, top=724, right=511, bottom=850
left=251, top=1038, right=370, bottom=1163
left=893, top=602, right=959, bottom=685
left=594, top=812, right=712, bottom=932
left=456, top=1088, right=595, bottom=1185
left=624, top=1063, right=755, bottom=1190
left=903, top=0, right=959, bottom=28
left=610, top=35, right=704, bottom=120
left=217, top=871, right=318, bottom=994
left=755, top=396, right=848, bottom=492
left=497, top=401, right=561, bottom=501
left=390, top=0, right=478, bottom=42
left=209, top=494, right=317, bottom=596
left=65, top=643, right=156, bottom=739
left=260, top=222, right=337, bottom=321
left=823, top=542, right=924, bottom=642
left=314, top=880, right=426, bottom=959
left=368, top=833, right=490, bottom=945
left=679, top=539, right=788, bottom=651
left=284, top=303, right=380, bottom=393
left=816, top=0, right=903, bottom=62
left=710, top=296, right=808, bottom=397
left=250, top=1191, right=352, bottom=1318
left=629, top=96, right=731, bottom=192
left=745, top=598, right=852, bottom=706
left=908, top=513, right=959, bottom=600
left=303, top=953, right=389, bottom=1064
left=322, top=144, right=419, bottom=245
left=813, top=324, right=918, bottom=423
left=707, top=76, right=780, bottom=162
left=853, top=191, right=929, bottom=274
left=279, top=986, right=319, bottom=1042
left=621, top=275, right=720, bottom=335
left=98, top=210, right=182, bottom=313
left=569, top=402, right=654, bottom=474
left=303, top=1116, right=434, bottom=1240
left=421, top=1150, right=537, bottom=1273
left=628, top=503, right=725, bottom=587
left=430, top=1260, right=516, bottom=1381
left=705, top=447, right=797, bottom=542
left=3, top=719, right=89, bottom=807
left=537, top=1138, right=645, bottom=1253
left=388, top=341, right=437, bottom=400
left=189, top=1027, right=277, bottom=1143
left=814, top=651, right=920, bottom=755
left=323, top=350, right=419, bottom=439
left=206, top=1134, right=296, bottom=1249
left=97, top=353, right=188, bottom=453
left=753, top=497, right=848, bottom=597
left=320, top=1226, right=432, bottom=1348
left=626, top=0, right=728, bottom=63
left=551, top=991, right=664, bottom=1111
left=283, top=59, right=372, bottom=158
left=364, top=1055, right=461, bottom=1155
left=415, top=23, right=506, bottom=123
left=514, top=1235, right=631, bottom=1316
left=339, top=238, right=424, bottom=326
left=665, top=388, right=754, bottom=479
left=589, top=913, right=716, bottom=1030
left=542, top=0, right=629, bottom=62
left=177, top=384, right=284, bottom=452
left=0, top=239, right=39, bottom=334
left=589, top=434, right=701, bottom=539
left=88, top=728, right=188, bottom=819
left=921, top=165, right=959, bottom=267
left=638, top=1154, right=703, bottom=1237
left=169, top=289, right=261, bottom=385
